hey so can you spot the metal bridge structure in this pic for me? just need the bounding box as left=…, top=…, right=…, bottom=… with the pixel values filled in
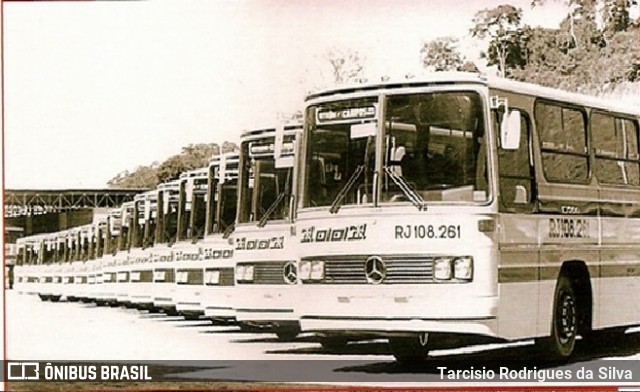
left=4, top=189, right=146, bottom=218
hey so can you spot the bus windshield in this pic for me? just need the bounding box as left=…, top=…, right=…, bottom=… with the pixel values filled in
left=383, top=91, right=488, bottom=203
left=304, top=98, right=378, bottom=209
left=238, top=139, right=293, bottom=224
left=217, top=182, right=237, bottom=231
left=303, top=92, right=488, bottom=208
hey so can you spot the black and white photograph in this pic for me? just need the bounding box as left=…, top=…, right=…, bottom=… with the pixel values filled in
left=3, top=0, right=640, bottom=390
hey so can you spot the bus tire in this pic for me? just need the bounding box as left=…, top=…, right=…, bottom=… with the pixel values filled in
left=389, top=333, right=430, bottom=362
left=319, top=336, right=348, bottom=350
left=539, top=274, right=577, bottom=359
left=275, top=329, right=299, bottom=341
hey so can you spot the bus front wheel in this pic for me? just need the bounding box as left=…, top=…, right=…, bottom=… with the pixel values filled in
left=538, top=274, right=577, bottom=359
left=389, top=332, right=430, bottom=362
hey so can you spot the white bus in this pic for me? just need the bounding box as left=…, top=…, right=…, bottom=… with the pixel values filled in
left=59, top=228, right=79, bottom=300
left=150, top=179, right=182, bottom=315
left=128, top=191, right=158, bottom=310
left=114, top=201, right=135, bottom=306
left=40, top=232, right=64, bottom=302
left=13, top=238, right=27, bottom=294
left=99, top=208, right=123, bottom=306
left=29, top=234, right=48, bottom=300
left=232, top=125, right=302, bottom=339
left=5, top=226, right=24, bottom=291
left=34, top=234, right=52, bottom=301
left=292, top=72, right=640, bottom=360
left=90, top=220, right=108, bottom=304
left=173, top=167, right=211, bottom=319
left=200, top=153, right=240, bottom=323
left=72, top=225, right=93, bottom=303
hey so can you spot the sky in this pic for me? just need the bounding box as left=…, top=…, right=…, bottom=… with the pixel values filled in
left=3, top=0, right=575, bottom=189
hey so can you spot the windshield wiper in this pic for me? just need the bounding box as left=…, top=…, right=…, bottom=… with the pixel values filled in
left=329, top=165, right=364, bottom=214
left=384, top=166, right=426, bottom=211
left=222, top=221, right=235, bottom=239
left=258, top=192, right=286, bottom=228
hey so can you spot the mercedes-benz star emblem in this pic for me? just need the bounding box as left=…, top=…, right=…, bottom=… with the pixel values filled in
left=365, top=256, right=386, bottom=284
left=283, top=261, right=298, bottom=285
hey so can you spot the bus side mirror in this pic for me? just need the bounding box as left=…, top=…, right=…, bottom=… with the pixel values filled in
left=500, top=110, right=521, bottom=150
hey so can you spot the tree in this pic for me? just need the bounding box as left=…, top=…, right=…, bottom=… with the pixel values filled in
left=221, top=141, right=239, bottom=154
left=107, top=165, right=158, bottom=189
left=511, top=0, right=639, bottom=94
left=107, top=142, right=227, bottom=188
left=531, top=0, right=637, bottom=42
left=420, top=37, right=464, bottom=71
left=470, top=4, right=526, bottom=77
left=324, top=47, right=366, bottom=85
left=458, top=61, right=480, bottom=73
left=156, top=143, right=219, bottom=183
left=603, top=0, right=638, bottom=36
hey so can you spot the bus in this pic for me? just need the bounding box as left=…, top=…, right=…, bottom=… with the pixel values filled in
left=149, top=179, right=181, bottom=315
left=172, top=167, right=211, bottom=320
left=114, top=201, right=135, bottom=306
left=232, top=124, right=302, bottom=339
left=72, top=225, right=93, bottom=303
left=29, top=234, right=48, bottom=300
left=5, top=226, right=24, bottom=290
left=99, top=208, right=123, bottom=306
left=84, top=221, right=104, bottom=303
left=200, top=153, right=240, bottom=324
left=39, top=232, right=64, bottom=302
left=13, top=238, right=27, bottom=294
left=128, top=191, right=158, bottom=310
left=60, top=228, right=78, bottom=300
left=290, top=72, right=640, bottom=360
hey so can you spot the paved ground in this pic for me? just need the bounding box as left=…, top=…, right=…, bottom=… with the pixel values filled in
left=6, top=291, right=640, bottom=385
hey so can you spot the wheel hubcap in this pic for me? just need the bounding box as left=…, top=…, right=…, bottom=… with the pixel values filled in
left=418, top=332, right=429, bottom=347
left=558, top=290, right=576, bottom=343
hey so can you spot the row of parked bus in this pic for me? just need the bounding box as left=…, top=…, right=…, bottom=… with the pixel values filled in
left=13, top=72, right=640, bottom=361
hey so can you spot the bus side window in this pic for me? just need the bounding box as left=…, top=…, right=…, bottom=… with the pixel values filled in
left=497, top=109, right=534, bottom=211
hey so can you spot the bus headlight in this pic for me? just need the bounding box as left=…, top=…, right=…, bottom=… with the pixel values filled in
left=454, top=257, right=473, bottom=281
left=235, top=265, right=244, bottom=281
left=299, top=260, right=312, bottom=281
left=310, top=260, right=325, bottom=280
left=205, top=270, right=220, bottom=285
left=245, top=265, right=254, bottom=281
left=154, top=271, right=166, bottom=282
left=235, top=265, right=254, bottom=283
left=176, top=271, right=188, bottom=284
left=434, top=257, right=453, bottom=281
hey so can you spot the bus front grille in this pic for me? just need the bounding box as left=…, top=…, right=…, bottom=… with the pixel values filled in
left=322, top=256, right=434, bottom=284
left=244, top=262, right=289, bottom=285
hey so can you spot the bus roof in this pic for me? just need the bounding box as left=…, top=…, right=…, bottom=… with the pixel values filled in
left=240, top=123, right=303, bottom=141
left=306, top=72, right=639, bottom=117
left=208, top=152, right=240, bottom=167
left=487, top=76, right=639, bottom=116
left=179, top=166, right=208, bottom=179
